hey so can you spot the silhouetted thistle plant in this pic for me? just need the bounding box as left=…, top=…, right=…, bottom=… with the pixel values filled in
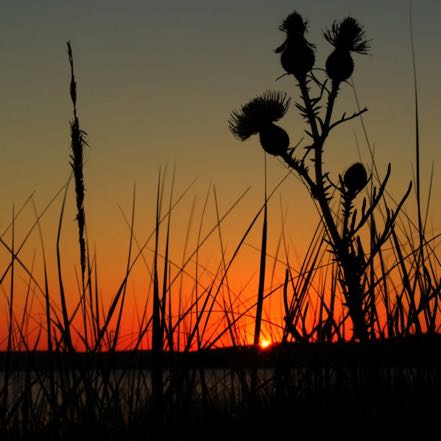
left=230, top=11, right=412, bottom=341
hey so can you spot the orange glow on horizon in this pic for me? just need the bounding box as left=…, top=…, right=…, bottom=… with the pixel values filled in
left=1, top=175, right=440, bottom=352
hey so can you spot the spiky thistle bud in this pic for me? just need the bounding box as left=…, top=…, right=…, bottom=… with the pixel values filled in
left=343, top=162, right=368, bottom=195
left=275, top=11, right=315, bottom=80
left=229, top=91, right=291, bottom=156
left=324, top=17, right=369, bottom=84
left=258, top=124, right=290, bottom=156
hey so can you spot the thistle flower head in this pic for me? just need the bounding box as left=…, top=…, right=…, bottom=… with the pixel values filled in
left=324, top=17, right=369, bottom=54
left=279, top=11, right=308, bottom=38
left=229, top=91, right=290, bottom=141
left=276, top=11, right=315, bottom=53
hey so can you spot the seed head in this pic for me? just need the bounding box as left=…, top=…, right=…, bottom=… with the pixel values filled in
left=275, top=11, right=315, bottom=79
left=324, top=17, right=369, bottom=54
left=229, top=91, right=290, bottom=141
left=229, top=91, right=291, bottom=156
left=277, top=11, right=309, bottom=45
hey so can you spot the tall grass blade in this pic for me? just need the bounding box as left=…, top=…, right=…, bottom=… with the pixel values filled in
left=253, top=157, right=268, bottom=346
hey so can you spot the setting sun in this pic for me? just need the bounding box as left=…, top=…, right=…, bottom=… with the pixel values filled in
left=259, top=338, right=272, bottom=350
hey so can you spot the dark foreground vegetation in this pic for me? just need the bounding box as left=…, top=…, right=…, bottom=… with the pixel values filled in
left=1, top=336, right=440, bottom=440
left=1, top=338, right=440, bottom=440
left=1, top=8, right=441, bottom=441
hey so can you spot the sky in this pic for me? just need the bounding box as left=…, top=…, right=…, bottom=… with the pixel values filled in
left=0, top=0, right=440, bottom=348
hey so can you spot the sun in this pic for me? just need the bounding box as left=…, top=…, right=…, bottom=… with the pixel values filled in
left=259, top=338, right=272, bottom=350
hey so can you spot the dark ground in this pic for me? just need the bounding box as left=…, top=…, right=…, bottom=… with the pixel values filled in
left=1, top=335, right=440, bottom=440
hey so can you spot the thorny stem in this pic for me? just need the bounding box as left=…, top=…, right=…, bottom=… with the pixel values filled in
left=284, top=76, right=370, bottom=340
left=322, top=81, right=340, bottom=137
left=297, top=78, right=320, bottom=140
left=280, top=151, right=316, bottom=194
left=320, top=82, right=369, bottom=340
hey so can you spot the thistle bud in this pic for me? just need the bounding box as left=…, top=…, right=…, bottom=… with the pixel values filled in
left=343, top=162, right=367, bottom=194
left=259, top=123, right=290, bottom=156
left=325, top=49, right=354, bottom=83
left=324, top=17, right=369, bottom=84
left=280, top=42, right=315, bottom=80
left=229, top=91, right=291, bottom=156
left=275, top=11, right=315, bottom=80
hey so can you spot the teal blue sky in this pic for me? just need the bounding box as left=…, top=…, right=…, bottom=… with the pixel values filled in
left=0, top=0, right=440, bottom=260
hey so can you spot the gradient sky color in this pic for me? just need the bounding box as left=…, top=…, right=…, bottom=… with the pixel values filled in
left=1, top=0, right=440, bottom=347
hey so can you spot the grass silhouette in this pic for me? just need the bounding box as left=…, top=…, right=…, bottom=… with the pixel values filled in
left=0, top=9, right=440, bottom=441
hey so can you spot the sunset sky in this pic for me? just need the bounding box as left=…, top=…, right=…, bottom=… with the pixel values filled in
left=0, top=0, right=440, bottom=348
